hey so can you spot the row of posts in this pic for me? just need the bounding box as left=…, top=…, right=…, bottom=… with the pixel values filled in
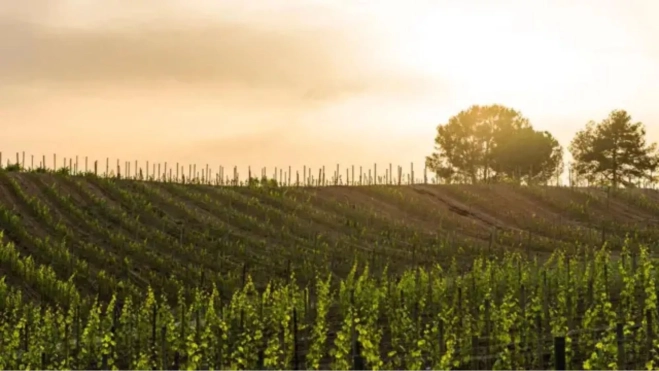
left=0, top=151, right=429, bottom=186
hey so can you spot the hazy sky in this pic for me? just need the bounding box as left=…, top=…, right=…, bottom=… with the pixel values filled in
left=2, top=0, right=658, bottom=175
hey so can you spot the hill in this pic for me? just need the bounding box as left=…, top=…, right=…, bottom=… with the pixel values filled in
left=1, top=170, right=659, bottom=369
left=1, top=170, right=658, bottom=302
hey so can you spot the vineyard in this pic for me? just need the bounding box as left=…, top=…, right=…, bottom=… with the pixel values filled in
left=2, top=155, right=659, bottom=369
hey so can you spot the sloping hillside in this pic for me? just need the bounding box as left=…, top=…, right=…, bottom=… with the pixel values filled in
left=1, top=171, right=658, bottom=303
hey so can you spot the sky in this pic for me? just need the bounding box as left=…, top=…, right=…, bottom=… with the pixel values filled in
left=2, top=0, right=659, bottom=178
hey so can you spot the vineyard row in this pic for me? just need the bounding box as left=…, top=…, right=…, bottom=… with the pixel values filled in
left=2, top=243, right=659, bottom=369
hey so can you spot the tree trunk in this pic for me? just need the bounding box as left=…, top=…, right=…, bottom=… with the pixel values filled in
left=484, top=142, right=490, bottom=183
left=612, top=150, right=618, bottom=189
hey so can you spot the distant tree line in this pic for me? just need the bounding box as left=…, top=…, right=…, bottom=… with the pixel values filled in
left=426, top=104, right=659, bottom=188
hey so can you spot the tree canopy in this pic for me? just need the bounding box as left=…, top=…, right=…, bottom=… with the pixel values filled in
left=569, top=109, right=658, bottom=188
left=426, top=104, right=563, bottom=184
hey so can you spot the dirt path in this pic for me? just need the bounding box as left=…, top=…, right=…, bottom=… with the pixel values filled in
left=409, top=185, right=503, bottom=230
left=319, top=186, right=441, bottom=232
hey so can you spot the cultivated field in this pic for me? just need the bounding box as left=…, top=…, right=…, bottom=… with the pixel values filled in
left=1, top=169, right=659, bottom=369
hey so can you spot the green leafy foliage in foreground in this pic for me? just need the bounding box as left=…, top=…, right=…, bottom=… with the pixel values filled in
left=1, top=239, right=659, bottom=370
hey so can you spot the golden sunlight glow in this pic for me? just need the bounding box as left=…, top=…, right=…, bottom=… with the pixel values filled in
left=381, top=1, right=651, bottom=116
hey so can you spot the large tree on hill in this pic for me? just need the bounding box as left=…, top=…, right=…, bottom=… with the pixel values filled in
left=569, top=109, right=659, bottom=188
left=426, top=104, right=563, bottom=184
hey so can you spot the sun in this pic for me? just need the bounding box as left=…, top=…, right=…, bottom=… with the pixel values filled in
left=377, top=3, right=590, bottom=108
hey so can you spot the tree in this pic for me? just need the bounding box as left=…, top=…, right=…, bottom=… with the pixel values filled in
left=491, top=127, right=564, bottom=184
left=426, top=104, right=563, bottom=184
left=569, top=109, right=658, bottom=188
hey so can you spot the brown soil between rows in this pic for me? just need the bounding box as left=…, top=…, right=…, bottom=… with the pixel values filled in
left=0, top=174, right=52, bottom=241
left=7, top=174, right=659, bottom=256
left=308, top=184, right=659, bottom=246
